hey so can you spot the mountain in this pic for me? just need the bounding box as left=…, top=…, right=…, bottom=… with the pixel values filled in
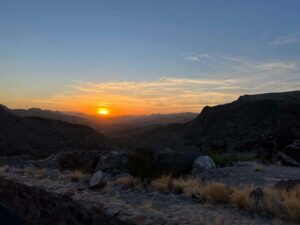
left=113, top=91, right=300, bottom=154
left=0, top=105, right=110, bottom=158
left=11, top=108, right=95, bottom=128
left=183, top=90, right=300, bottom=151
left=10, top=107, right=197, bottom=135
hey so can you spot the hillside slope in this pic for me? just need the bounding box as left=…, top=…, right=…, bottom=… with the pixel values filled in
left=183, top=90, right=300, bottom=151
left=112, top=91, right=300, bottom=154
left=0, top=105, right=110, bottom=158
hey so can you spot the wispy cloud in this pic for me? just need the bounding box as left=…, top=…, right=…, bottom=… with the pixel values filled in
left=20, top=57, right=300, bottom=115
left=184, top=52, right=211, bottom=61
left=267, top=32, right=300, bottom=45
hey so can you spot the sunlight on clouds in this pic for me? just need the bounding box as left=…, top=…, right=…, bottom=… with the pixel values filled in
left=18, top=58, right=300, bottom=116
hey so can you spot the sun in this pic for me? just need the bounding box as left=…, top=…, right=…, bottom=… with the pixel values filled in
left=97, top=107, right=110, bottom=116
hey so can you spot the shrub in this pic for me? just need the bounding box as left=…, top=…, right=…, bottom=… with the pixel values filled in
left=172, top=177, right=200, bottom=194
left=283, top=185, right=300, bottom=222
left=151, top=175, right=172, bottom=193
left=69, top=170, right=87, bottom=182
left=200, top=182, right=231, bottom=204
left=231, top=186, right=255, bottom=211
left=126, top=149, right=154, bottom=179
left=111, top=176, right=141, bottom=189
left=263, top=188, right=286, bottom=218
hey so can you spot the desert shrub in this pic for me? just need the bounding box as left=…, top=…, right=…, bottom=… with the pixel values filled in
left=111, top=176, right=142, bottom=189
left=263, top=188, right=286, bottom=218
left=126, top=149, right=154, bottom=179
left=231, top=186, right=255, bottom=211
left=68, top=170, right=87, bottom=182
left=200, top=182, right=231, bottom=204
left=172, top=177, right=200, bottom=194
left=283, top=185, right=300, bottom=222
left=151, top=175, right=172, bottom=193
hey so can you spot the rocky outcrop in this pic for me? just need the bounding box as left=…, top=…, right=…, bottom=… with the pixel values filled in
left=0, top=105, right=110, bottom=158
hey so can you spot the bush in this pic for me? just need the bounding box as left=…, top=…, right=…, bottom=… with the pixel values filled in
left=126, top=149, right=154, bottom=179
left=69, top=170, right=87, bottom=182
left=172, top=177, right=200, bottom=195
left=231, top=186, right=255, bottom=210
left=151, top=175, right=172, bottom=193
left=200, top=182, right=231, bottom=204
left=111, top=176, right=141, bottom=189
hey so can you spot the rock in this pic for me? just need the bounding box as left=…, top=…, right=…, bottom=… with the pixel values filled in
left=95, top=150, right=127, bottom=173
left=273, top=152, right=300, bottom=167
left=274, top=179, right=300, bottom=191
left=191, top=156, right=216, bottom=174
left=89, top=171, right=106, bottom=188
left=282, top=140, right=300, bottom=163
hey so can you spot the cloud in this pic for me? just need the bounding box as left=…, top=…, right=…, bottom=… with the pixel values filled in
left=21, top=57, right=300, bottom=116
left=184, top=52, right=211, bottom=61
left=267, top=32, right=300, bottom=45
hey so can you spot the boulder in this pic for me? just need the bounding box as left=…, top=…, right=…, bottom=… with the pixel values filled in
left=89, top=171, right=106, bottom=189
left=191, top=156, right=216, bottom=174
left=273, top=152, right=300, bottom=167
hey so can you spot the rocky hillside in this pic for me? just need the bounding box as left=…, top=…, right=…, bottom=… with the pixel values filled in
left=0, top=105, right=110, bottom=158
left=183, top=90, right=300, bottom=152
left=113, top=91, right=300, bottom=156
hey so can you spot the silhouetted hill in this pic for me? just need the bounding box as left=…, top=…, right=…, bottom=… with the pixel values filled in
left=183, top=90, right=300, bottom=151
left=10, top=107, right=197, bottom=135
left=12, top=108, right=94, bottom=127
left=113, top=91, right=300, bottom=153
left=0, top=105, right=110, bottom=158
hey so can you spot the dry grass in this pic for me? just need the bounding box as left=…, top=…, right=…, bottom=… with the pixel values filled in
left=151, top=175, right=172, bottom=193
left=283, top=185, right=300, bottom=222
left=0, top=165, right=10, bottom=173
left=111, top=176, right=141, bottom=189
left=68, top=170, right=87, bottom=182
left=172, top=177, right=200, bottom=195
left=200, top=182, right=231, bottom=204
left=231, top=186, right=254, bottom=211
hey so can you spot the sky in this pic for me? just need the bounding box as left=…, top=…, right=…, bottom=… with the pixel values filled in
left=1, top=0, right=300, bottom=116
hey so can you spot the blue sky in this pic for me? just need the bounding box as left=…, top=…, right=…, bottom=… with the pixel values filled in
left=1, top=0, right=300, bottom=115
